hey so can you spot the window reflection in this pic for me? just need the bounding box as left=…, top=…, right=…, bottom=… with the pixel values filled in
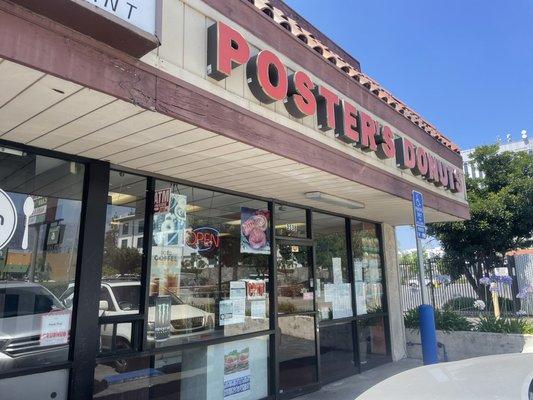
left=320, top=323, right=356, bottom=381
left=0, top=150, right=84, bottom=372
left=148, top=182, right=270, bottom=347
left=94, top=335, right=269, bottom=400
left=351, top=221, right=384, bottom=315
left=357, top=316, right=389, bottom=370
left=313, top=213, right=351, bottom=320
left=276, top=244, right=313, bottom=313
left=278, top=314, right=317, bottom=391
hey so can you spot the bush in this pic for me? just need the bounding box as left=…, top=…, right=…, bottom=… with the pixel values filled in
left=444, top=297, right=476, bottom=311
left=404, top=308, right=473, bottom=332
left=475, top=315, right=533, bottom=334
left=278, top=302, right=297, bottom=314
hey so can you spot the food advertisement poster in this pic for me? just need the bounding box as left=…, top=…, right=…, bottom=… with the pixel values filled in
left=246, top=280, right=266, bottom=300
left=40, top=311, right=71, bottom=346
left=205, top=337, right=268, bottom=400
left=223, top=345, right=250, bottom=398
left=240, top=208, right=270, bottom=255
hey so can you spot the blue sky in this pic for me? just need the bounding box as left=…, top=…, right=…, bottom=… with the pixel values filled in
left=285, top=0, right=533, bottom=250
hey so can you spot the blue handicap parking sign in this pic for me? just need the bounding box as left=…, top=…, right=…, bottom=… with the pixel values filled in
left=412, top=191, right=426, bottom=239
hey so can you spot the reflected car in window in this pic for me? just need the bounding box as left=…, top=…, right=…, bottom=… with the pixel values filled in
left=64, top=279, right=213, bottom=352
left=0, top=282, right=71, bottom=371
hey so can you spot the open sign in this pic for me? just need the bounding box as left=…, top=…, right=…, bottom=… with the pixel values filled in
left=186, top=227, right=220, bottom=252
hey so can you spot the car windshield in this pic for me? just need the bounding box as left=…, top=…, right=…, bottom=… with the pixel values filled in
left=111, top=285, right=141, bottom=311
left=148, top=291, right=183, bottom=307
left=0, top=286, right=64, bottom=318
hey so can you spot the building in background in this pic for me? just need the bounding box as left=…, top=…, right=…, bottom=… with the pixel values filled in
left=462, top=130, right=532, bottom=178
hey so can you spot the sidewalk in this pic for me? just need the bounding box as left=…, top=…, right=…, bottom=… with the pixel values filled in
left=295, top=358, right=422, bottom=400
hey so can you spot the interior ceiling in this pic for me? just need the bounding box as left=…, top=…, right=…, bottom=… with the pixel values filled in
left=0, top=59, right=462, bottom=226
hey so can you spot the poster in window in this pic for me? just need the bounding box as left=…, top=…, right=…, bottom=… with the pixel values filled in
left=219, top=300, right=234, bottom=326
left=246, top=280, right=266, bottom=300
left=230, top=281, right=246, bottom=300
left=40, top=311, right=71, bottom=346
left=223, top=345, right=250, bottom=398
left=155, top=295, right=172, bottom=341
left=153, top=192, right=187, bottom=247
left=154, top=188, right=171, bottom=213
left=240, top=207, right=270, bottom=255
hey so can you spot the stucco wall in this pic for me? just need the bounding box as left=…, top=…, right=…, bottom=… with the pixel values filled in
left=382, top=223, right=407, bottom=361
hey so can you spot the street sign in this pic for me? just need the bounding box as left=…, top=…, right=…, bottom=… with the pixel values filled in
left=412, top=190, right=426, bottom=239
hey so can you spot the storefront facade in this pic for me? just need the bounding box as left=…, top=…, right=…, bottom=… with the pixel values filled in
left=0, top=1, right=469, bottom=399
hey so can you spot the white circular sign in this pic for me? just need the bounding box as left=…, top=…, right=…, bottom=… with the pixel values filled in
left=0, top=189, right=17, bottom=250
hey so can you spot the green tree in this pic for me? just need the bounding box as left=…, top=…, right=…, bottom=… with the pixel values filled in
left=427, top=145, right=533, bottom=299
left=102, top=226, right=142, bottom=277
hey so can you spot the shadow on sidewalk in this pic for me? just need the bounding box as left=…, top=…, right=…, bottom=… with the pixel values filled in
left=295, top=358, right=422, bottom=400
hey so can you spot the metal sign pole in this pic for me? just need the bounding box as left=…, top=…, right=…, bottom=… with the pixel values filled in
left=417, top=235, right=429, bottom=305
left=412, top=190, right=438, bottom=365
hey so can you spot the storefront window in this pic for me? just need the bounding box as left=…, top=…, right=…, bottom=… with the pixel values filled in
left=99, top=171, right=147, bottom=317
left=351, top=221, right=384, bottom=316
left=94, top=335, right=269, bottom=400
left=357, top=316, right=389, bottom=371
left=0, top=149, right=84, bottom=372
left=148, top=182, right=270, bottom=347
left=274, top=205, right=307, bottom=238
left=313, top=213, right=351, bottom=321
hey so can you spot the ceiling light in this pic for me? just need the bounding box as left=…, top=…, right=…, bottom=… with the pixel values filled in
left=305, top=191, right=365, bottom=209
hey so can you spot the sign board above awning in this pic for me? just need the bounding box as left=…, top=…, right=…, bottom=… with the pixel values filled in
left=10, top=0, right=160, bottom=57
left=79, top=0, right=156, bottom=36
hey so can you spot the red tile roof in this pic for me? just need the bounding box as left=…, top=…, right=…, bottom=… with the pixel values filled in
left=251, top=0, right=460, bottom=153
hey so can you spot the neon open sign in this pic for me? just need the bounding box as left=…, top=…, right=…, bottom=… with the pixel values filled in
left=186, top=227, right=220, bottom=252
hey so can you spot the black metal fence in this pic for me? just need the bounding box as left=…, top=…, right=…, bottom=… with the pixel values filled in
left=400, top=259, right=518, bottom=316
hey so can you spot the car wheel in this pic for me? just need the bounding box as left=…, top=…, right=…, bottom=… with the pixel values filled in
left=113, top=338, right=132, bottom=373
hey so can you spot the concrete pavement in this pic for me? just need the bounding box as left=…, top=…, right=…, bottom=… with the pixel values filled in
left=295, top=358, right=422, bottom=400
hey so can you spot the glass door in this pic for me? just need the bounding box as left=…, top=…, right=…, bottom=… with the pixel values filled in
left=276, top=242, right=318, bottom=395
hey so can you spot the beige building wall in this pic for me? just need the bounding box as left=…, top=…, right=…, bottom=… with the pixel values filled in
left=382, top=223, right=407, bottom=361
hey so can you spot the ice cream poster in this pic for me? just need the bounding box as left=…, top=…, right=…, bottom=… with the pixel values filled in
left=240, top=207, right=270, bottom=255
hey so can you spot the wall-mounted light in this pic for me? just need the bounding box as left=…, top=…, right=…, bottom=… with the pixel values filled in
left=305, top=191, right=365, bottom=210
left=0, top=147, right=25, bottom=156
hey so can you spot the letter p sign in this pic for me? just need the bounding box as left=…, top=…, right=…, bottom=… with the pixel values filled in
left=207, top=22, right=250, bottom=80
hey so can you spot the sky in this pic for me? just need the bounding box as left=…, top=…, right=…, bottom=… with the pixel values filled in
left=285, top=0, right=533, bottom=250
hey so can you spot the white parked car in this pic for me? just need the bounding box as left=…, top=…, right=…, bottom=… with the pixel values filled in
left=0, top=281, right=70, bottom=371
left=60, top=279, right=214, bottom=352
left=356, top=353, right=533, bottom=400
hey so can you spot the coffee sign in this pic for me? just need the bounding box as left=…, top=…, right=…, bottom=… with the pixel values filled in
left=207, top=22, right=464, bottom=194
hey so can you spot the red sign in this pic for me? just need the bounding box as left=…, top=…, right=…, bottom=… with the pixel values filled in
left=246, top=280, right=266, bottom=300
left=186, top=227, right=220, bottom=252
left=154, top=188, right=171, bottom=213
left=207, top=22, right=464, bottom=194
